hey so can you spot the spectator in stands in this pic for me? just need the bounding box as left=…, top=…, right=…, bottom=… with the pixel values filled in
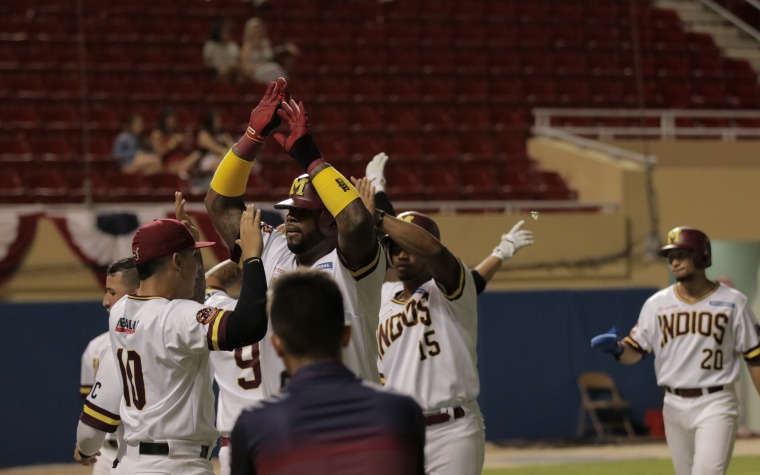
left=203, top=19, right=241, bottom=83
left=194, top=110, right=262, bottom=191
left=150, top=108, right=202, bottom=178
left=112, top=113, right=163, bottom=175
left=240, top=17, right=299, bottom=85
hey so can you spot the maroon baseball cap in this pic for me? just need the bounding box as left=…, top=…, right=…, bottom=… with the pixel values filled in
left=132, top=219, right=215, bottom=265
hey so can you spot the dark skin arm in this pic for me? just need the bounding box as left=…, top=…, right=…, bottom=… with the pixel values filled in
left=309, top=161, right=377, bottom=269
left=275, top=100, right=378, bottom=269
left=205, top=79, right=287, bottom=251
left=379, top=213, right=461, bottom=292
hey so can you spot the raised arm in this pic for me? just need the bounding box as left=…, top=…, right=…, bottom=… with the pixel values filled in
left=473, top=220, right=534, bottom=290
left=273, top=99, right=377, bottom=269
left=205, top=78, right=288, bottom=251
left=378, top=213, right=461, bottom=293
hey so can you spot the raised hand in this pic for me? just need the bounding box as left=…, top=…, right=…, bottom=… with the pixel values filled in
left=234, top=77, right=289, bottom=159
left=272, top=99, right=322, bottom=171
left=236, top=204, right=263, bottom=262
left=350, top=176, right=376, bottom=218
left=591, top=326, right=623, bottom=357
left=491, top=220, right=534, bottom=261
left=365, top=152, right=389, bottom=192
left=175, top=191, right=200, bottom=241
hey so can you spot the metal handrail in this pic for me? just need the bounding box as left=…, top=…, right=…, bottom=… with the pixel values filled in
left=533, top=109, right=760, bottom=140
left=699, top=0, right=760, bottom=42
left=531, top=126, right=658, bottom=165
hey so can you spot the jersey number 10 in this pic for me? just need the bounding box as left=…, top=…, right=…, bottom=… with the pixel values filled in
left=116, top=348, right=147, bottom=410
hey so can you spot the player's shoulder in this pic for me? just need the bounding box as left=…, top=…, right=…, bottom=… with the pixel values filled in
left=711, top=283, right=749, bottom=306
left=84, top=331, right=111, bottom=355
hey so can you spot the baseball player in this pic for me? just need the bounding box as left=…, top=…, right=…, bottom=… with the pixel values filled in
left=373, top=210, right=485, bottom=475
left=591, top=226, right=760, bottom=475
left=202, top=259, right=264, bottom=475
left=231, top=270, right=426, bottom=475
left=361, top=151, right=534, bottom=293
left=100, top=207, right=269, bottom=475
left=76, top=257, right=139, bottom=473
left=204, top=78, right=385, bottom=396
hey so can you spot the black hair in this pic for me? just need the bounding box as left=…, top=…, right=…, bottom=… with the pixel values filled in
left=135, top=254, right=171, bottom=281
left=270, top=270, right=345, bottom=359
left=209, top=19, right=227, bottom=42
left=107, top=257, right=139, bottom=289
left=157, top=108, right=176, bottom=134
left=202, top=110, right=217, bottom=133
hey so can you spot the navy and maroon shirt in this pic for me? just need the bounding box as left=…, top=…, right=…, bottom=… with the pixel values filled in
left=231, top=362, right=425, bottom=475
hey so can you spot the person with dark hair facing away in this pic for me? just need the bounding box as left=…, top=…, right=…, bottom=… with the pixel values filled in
left=231, top=269, right=425, bottom=475
left=97, top=205, right=269, bottom=475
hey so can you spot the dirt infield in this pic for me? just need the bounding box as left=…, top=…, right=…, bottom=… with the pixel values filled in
left=3, top=436, right=759, bottom=473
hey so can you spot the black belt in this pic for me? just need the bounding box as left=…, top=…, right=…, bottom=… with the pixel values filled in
left=425, top=406, right=465, bottom=426
left=665, top=385, right=723, bottom=398
left=138, top=442, right=210, bottom=459
left=106, top=440, right=118, bottom=449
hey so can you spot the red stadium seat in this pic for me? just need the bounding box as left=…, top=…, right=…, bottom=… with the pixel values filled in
left=351, top=105, right=386, bottom=133
left=0, top=169, right=25, bottom=203
left=426, top=168, right=461, bottom=201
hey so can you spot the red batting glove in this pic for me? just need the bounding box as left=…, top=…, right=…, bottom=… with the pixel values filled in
left=233, top=77, right=289, bottom=160
left=273, top=99, right=323, bottom=171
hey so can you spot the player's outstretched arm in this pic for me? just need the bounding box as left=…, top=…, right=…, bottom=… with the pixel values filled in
left=274, top=99, right=377, bottom=269
left=378, top=213, right=461, bottom=292
left=222, top=205, right=268, bottom=350
left=366, top=152, right=397, bottom=216
left=205, top=78, right=288, bottom=251
left=473, top=220, right=535, bottom=292
left=590, top=326, right=642, bottom=365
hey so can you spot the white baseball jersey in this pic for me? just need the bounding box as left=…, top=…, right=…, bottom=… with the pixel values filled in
left=81, top=330, right=120, bottom=474
left=78, top=345, right=125, bottom=467
left=377, top=260, right=479, bottom=411
left=108, top=295, right=231, bottom=445
left=81, top=332, right=111, bottom=398
left=205, top=288, right=264, bottom=435
left=258, top=227, right=385, bottom=396
left=626, top=282, right=760, bottom=388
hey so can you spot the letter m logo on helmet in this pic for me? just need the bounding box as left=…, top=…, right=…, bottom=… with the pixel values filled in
left=657, top=226, right=712, bottom=269
left=289, top=176, right=309, bottom=197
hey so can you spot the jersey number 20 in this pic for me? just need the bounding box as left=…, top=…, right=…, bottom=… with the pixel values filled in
left=116, top=348, right=146, bottom=410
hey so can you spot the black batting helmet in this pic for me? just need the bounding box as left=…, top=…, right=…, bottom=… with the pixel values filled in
left=657, top=226, right=711, bottom=269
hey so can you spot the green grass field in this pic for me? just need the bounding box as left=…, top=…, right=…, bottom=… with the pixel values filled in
left=482, top=455, right=760, bottom=474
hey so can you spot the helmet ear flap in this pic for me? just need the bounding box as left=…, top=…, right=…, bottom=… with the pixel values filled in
left=317, top=211, right=337, bottom=238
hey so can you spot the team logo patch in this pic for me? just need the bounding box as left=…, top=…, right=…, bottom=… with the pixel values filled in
left=196, top=307, right=221, bottom=324
left=315, top=262, right=334, bottom=270
left=116, top=317, right=138, bottom=334
left=709, top=300, right=736, bottom=309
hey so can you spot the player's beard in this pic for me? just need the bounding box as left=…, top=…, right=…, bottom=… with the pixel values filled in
left=674, top=271, right=694, bottom=283
left=286, top=228, right=326, bottom=255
